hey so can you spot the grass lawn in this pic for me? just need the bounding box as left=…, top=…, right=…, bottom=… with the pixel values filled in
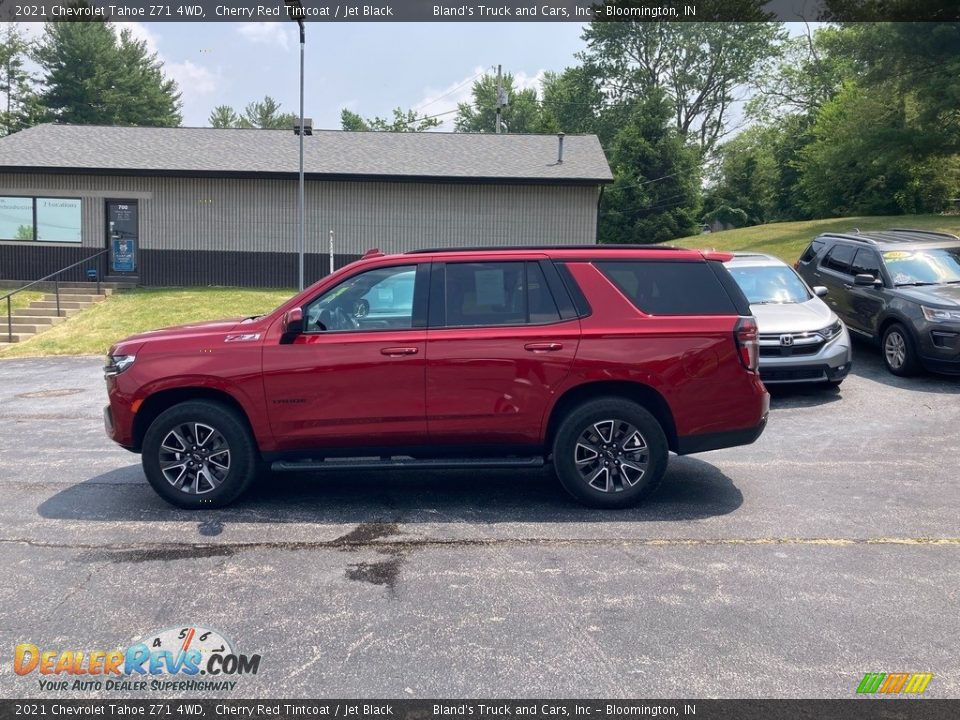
left=677, top=214, right=960, bottom=263
left=0, top=287, right=293, bottom=358
left=1, top=289, right=46, bottom=315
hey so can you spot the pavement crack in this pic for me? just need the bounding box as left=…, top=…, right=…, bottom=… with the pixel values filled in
left=0, top=535, right=958, bottom=562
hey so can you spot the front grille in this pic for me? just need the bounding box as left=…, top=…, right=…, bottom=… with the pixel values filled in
left=759, top=332, right=825, bottom=358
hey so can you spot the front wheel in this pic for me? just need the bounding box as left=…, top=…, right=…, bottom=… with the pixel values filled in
left=552, top=398, right=669, bottom=509
left=141, top=400, right=258, bottom=509
left=882, top=323, right=919, bottom=377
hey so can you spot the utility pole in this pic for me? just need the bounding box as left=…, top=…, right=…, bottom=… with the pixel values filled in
left=495, top=64, right=502, bottom=134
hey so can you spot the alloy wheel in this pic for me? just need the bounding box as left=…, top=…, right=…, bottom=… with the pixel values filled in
left=159, top=422, right=231, bottom=495
left=885, top=331, right=906, bottom=370
left=574, top=419, right=649, bottom=493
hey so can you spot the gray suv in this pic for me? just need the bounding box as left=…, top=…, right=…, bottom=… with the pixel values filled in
left=795, top=229, right=960, bottom=376
left=726, top=253, right=851, bottom=386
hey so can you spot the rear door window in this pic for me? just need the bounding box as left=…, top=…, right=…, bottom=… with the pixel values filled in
left=821, top=244, right=856, bottom=274
left=595, top=261, right=738, bottom=315
left=442, top=261, right=561, bottom=327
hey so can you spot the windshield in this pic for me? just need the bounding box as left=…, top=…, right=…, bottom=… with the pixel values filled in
left=728, top=264, right=812, bottom=304
left=883, top=248, right=960, bottom=286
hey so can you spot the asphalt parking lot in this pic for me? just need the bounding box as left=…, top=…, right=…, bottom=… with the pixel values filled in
left=0, top=345, right=958, bottom=699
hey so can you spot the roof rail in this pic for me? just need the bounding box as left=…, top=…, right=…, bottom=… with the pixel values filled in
left=405, top=244, right=688, bottom=254
left=819, top=232, right=877, bottom=245
left=887, top=228, right=960, bottom=241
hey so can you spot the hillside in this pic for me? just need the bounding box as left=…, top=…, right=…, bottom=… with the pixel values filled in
left=677, top=215, right=960, bottom=263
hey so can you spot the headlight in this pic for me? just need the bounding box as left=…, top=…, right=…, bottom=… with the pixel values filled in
left=921, top=305, right=960, bottom=323
left=817, top=320, right=843, bottom=340
left=104, top=354, right=135, bottom=377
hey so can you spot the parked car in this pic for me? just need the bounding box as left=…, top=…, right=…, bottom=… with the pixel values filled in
left=795, top=229, right=960, bottom=376
left=725, top=253, right=852, bottom=387
left=104, top=246, right=769, bottom=510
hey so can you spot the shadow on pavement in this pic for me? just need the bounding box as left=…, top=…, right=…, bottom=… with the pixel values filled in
left=37, top=455, right=743, bottom=527
left=767, top=382, right=842, bottom=409
left=848, top=337, right=960, bottom=394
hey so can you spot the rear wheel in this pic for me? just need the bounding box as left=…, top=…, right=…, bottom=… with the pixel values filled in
left=142, top=400, right=258, bottom=509
left=882, top=323, right=919, bottom=377
left=552, top=398, right=668, bottom=509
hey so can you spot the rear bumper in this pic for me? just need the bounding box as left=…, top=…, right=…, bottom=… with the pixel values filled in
left=676, top=412, right=768, bottom=455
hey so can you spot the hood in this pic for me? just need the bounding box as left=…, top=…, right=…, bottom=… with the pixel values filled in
left=750, top=298, right=836, bottom=334
left=893, top=283, right=960, bottom=307
left=113, top=318, right=245, bottom=348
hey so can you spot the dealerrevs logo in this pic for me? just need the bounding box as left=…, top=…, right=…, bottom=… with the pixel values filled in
left=14, top=626, right=261, bottom=692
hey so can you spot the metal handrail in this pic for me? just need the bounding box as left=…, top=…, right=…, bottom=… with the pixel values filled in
left=2, top=249, right=109, bottom=344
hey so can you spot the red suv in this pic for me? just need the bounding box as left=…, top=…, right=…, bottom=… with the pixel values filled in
left=104, top=246, right=769, bottom=509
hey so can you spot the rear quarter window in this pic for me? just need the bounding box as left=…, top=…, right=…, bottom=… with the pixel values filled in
left=800, top=239, right=825, bottom=263
left=595, top=260, right=739, bottom=316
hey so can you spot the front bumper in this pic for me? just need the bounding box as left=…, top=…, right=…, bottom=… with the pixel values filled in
left=917, top=321, right=960, bottom=374
left=759, top=328, right=852, bottom=384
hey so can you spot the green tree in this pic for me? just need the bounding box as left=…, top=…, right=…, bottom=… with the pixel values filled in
left=537, top=67, right=611, bottom=138
left=705, top=125, right=780, bottom=225
left=599, top=92, right=702, bottom=244
left=340, top=107, right=440, bottom=132
left=835, top=22, right=960, bottom=158
left=208, top=105, right=239, bottom=129
left=454, top=73, right=542, bottom=134
left=0, top=24, right=43, bottom=136
left=207, top=96, right=299, bottom=130
left=237, top=96, right=297, bottom=129
left=746, top=25, right=854, bottom=122
left=580, top=21, right=784, bottom=155
left=797, top=83, right=959, bottom=217
left=34, top=21, right=181, bottom=126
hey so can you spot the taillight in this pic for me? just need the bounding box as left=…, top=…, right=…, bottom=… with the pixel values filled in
left=734, top=317, right=759, bottom=372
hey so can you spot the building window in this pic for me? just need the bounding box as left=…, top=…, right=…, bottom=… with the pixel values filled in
left=36, top=198, right=82, bottom=242
left=0, top=196, right=82, bottom=243
left=0, top=196, right=35, bottom=241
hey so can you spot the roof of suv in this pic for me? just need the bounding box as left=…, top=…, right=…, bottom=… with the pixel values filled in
left=815, top=228, right=960, bottom=251
left=396, top=245, right=733, bottom=262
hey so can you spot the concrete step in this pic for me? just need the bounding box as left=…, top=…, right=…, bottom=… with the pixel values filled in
left=30, top=301, right=97, bottom=310
left=0, top=333, right=27, bottom=343
left=41, top=293, right=105, bottom=303
left=11, top=307, right=78, bottom=317
left=8, top=314, right=65, bottom=325
left=56, top=286, right=116, bottom=296
left=0, top=280, right=135, bottom=291
left=5, top=323, right=47, bottom=334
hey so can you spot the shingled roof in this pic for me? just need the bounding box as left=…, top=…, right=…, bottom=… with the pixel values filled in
left=0, top=124, right=612, bottom=184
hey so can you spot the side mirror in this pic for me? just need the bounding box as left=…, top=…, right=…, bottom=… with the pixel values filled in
left=854, top=273, right=879, bottom=287
left=813, top=286, right=828, bottom=298
left=281, top=307, right=304, bottom=340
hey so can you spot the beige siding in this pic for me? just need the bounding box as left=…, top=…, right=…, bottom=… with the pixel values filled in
left=0, top=174, right=599, bottom=255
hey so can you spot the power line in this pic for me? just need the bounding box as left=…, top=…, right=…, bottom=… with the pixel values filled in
left=414, top=66, right=494, bottom=114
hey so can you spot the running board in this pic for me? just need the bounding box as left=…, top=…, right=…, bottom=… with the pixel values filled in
left=270, top=456, right=546, bottom=472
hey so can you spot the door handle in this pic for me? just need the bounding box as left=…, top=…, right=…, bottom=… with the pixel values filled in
left=380, top=347, right=418, bottom=356
left=524, top=342, right=563, bottom=352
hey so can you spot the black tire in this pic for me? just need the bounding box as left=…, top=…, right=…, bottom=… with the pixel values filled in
left=881, top=323, right=919, bottom=377
left=141, top=400, right=258, bottom=509
left=552, top=398, right=669, bottom=509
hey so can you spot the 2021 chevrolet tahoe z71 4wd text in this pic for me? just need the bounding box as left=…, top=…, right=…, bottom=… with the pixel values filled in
left=104, top=246, right=769, bottom=509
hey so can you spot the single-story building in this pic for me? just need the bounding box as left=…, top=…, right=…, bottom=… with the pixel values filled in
left=0, top=124, right=612, bottom=288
